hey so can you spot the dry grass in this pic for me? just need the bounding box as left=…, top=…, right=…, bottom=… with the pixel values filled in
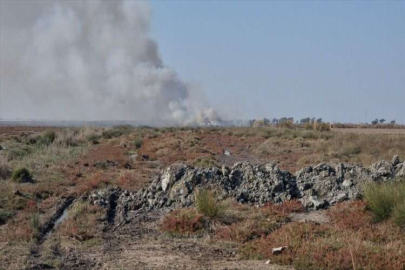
left=195, top=189, right=226, bottom=220
left=161, top=208, right=205, bottom=235
left=58, top=201, right=103, bottom=241
left=241, top=201, right=405, bottom=269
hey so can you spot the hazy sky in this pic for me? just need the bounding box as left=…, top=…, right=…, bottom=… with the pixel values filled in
left=150, top=1, right=405, bottom=123
left=0, top=1, right=404, bottom=124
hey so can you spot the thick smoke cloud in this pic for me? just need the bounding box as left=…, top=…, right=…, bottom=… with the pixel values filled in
left=0, top=0, right=220, bottom=126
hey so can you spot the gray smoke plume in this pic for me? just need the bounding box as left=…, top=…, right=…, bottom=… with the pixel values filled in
left=0, top=0, right=220, bottom=126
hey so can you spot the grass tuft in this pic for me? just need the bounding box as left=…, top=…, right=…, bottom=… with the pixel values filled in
left=134, top=138, right=143, bottom=149
left=195, top=189, right=225, bottom=220
left=364, top=181, right=405, bottom=222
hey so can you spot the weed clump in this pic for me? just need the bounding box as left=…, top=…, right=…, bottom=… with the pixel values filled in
left=29, top=130, right=57, bottom=146
left=195, top=189, right=225, bottom=220
left=134, top=138, right=143, bottom=149
left=364, top=180, right=405, bottom=223
left=11, top=168, right=32, bottom=183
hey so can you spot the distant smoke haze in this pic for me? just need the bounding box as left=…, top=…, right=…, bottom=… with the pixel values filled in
left=0, top=0, right=220, bottom=126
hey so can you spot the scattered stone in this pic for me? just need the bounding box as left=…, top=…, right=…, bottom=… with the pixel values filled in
left=272, top=246, right=287, bottom=255
left=265, top=260, right=271, bottom=265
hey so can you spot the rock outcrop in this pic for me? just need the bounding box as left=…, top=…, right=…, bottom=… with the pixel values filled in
left=90, top=156, right=405, bottom=212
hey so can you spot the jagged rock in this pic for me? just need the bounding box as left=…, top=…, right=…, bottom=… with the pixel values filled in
left=392, top=155, right=401, bottom=166
left=90, top=156, right=404, bottom=212
left=396, top=163, right=405, bottom=177
left=370, top=161, right=394, bottom=179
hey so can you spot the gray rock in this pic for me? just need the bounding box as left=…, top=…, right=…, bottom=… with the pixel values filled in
left=89, top=156, right=403, bottom=213
left=392, top=155, right=401, bottom=166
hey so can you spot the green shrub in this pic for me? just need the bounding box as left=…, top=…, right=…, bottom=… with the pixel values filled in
left=11, top=168, right=32, bottom=183
left=134, top=138, right=143, bottom=149
left=364, top=181, right=405, bottom=222
left=195, top=189, right=225, bottom=220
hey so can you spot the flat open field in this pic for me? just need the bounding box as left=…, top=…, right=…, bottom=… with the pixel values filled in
left=333, top=128, right=405, bottom=135
left=0, top=126, right=404, bottom=269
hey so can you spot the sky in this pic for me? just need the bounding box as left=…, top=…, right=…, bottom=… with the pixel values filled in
left=0, top=0, right=404, bottom=124
left=149, top=1, right=405, bottom=124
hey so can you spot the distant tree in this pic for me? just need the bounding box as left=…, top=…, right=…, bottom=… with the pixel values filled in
left=287, top=117, right=294, bottom=123
left=263, top=118, right=270, bottom=125
left=371, top=119, right=379, bottom=125
left=271, top=118, right=279, bottom=124
left=300, top=117, right=311, bottom=124
left=316, top=118, right=323, bottom=123
left=311, top=117, right=316, bottom=123
left=390, top=120, right=396, bottom=125
left=379, top=119, right=386, bottom=124
left=279, top=117, right=288, bottom=123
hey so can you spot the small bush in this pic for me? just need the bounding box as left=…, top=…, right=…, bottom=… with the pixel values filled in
left=29, top=131, right=57, bottom=146
left=195, top=189, right=224, bottom=220
left=11, top=168, right=32, bottom=183
left=364, top=181, right=405, bottom=222
left=40, top=131, right=57, bottom=145
left=134, top=138, right=143, bottom=149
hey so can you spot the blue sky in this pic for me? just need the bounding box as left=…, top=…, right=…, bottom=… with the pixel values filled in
left=150, top=1, right=405, bottom=123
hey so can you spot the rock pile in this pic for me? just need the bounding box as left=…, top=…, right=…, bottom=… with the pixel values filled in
left=89, top=156, right=405, bottom=211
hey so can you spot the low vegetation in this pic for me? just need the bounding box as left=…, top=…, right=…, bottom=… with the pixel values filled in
left=364, top=180, right=405, bottom=226
left=58, top=201, right=103, bottom=241
left=195, top=189, right=225, bottom=220
left=11, top=167, right=32, bottom=183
